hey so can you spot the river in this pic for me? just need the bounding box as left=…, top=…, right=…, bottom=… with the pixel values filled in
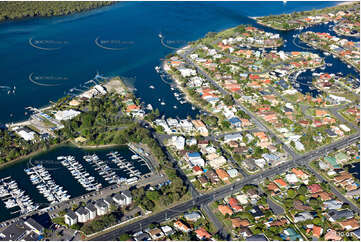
left=0, top=1, right=359, bottom=223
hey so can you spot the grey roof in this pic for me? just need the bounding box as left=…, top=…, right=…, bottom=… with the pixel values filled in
left=95, top=199, right=108, bottom=209
left=66, top=210, right=78, bottom=220
left=0, top=221, right=27, bottom=241
left=24, top=218, right=44, bottom=232
left=328, top=209, right=354, bottom=221
left=246, top=234, right=268, bottom=241
left=75, top=207, right=89, bottom=216
left=85, top=203, right=97, bottom=212
left=104, top=196, right=114, bottom=205
left=250, top=206, right=264, bottom=218
left=113, top=193, right=125, bottom=201
left=134, top=232, right=151, bottom=241
left=122, top=190, right=132, bottom=198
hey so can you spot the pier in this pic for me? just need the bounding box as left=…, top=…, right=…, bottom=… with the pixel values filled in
left=0, top=177, right=38, bottom=215
left=83, top=154, right=124, bottom=185
left=25, top=165, right=70, bottom=204
left=58, top=156, right=101, bottom=191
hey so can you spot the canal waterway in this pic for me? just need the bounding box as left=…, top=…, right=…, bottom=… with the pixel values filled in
left=0, top=1, right=359, bottom=222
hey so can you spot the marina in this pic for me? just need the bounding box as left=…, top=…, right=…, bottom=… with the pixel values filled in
left=25, top=164, right=70, bottom=204
left=83, top=154, right=124, bottom=185
left=0, top=0, right=358, bottom=227
left=0, top=177, right=38, bottom=215
left=106, top=151, right=145, bottom=185
left=58, top=155, right=102, bottom=191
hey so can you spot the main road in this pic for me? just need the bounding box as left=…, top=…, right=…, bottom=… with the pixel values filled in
left=90, top=132, right=359, bottom=241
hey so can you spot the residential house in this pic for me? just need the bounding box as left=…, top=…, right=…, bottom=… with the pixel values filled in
left=293, top=212, right=314, bottom=223
left=174, top=220, right=190, bottom=233
left=218, top=205, right=233, bottom=216
left=148, top=228, right=165, bottom=240
left=228, top=197, right=243, bottom=212
left=184, top=212, right=201, bottom=222
left=338, top=218, right=360, bottom=231
left=161, top=226, right=174, bottom=236
left=64, top=210, right=78, bottom=226
left=324, top=229, right=342, bottom=241
left=327, top=209, right=354, bottom=222
left=75, top=207, right=90, bottom=223
left=195, top=228, right=212, bottom=240
left=94, top=199, right=109, bottom=216
left=231, top=218, right=250, bottom=228
left=215, top=168, right=230, bottom=182
left=85, top=203, right=97, bottom=220
left=249, top=206, right=264, bottom=220
left=274, top=178, right=288, bottom=189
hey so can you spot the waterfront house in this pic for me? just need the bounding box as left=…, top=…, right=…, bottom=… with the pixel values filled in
left=191, top=120, right=209, bottom=136
left=64, top=210, right=78, bottom=226
left=54, top=109, right=81, bottom=121
left=75, top=207, right=90, bottom=223
left=335, top=152, right=348, bottom=164
left=94, top=199, right=109, bottom=216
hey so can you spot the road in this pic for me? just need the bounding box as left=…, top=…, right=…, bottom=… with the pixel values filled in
left=179, top=51, right=298, bottom=160
left=90, top=132, right=359, bottom=241
left=152, top=132, right=229, bottom=238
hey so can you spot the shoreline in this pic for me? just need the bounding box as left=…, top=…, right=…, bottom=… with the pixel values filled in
left=249, top=1, right=354, bottom=18
left=299, top=34, right=360, bottom=71
left=0, top=140, right=128, bottom=171
left=0, top=2, right=115, bottom=24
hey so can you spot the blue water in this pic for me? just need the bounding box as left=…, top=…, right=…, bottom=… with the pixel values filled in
left=0, top=1, right=359, bottom=222
left=0, top=1, right=346, bottom=125
left=0, top=145, right=149, bottom=222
